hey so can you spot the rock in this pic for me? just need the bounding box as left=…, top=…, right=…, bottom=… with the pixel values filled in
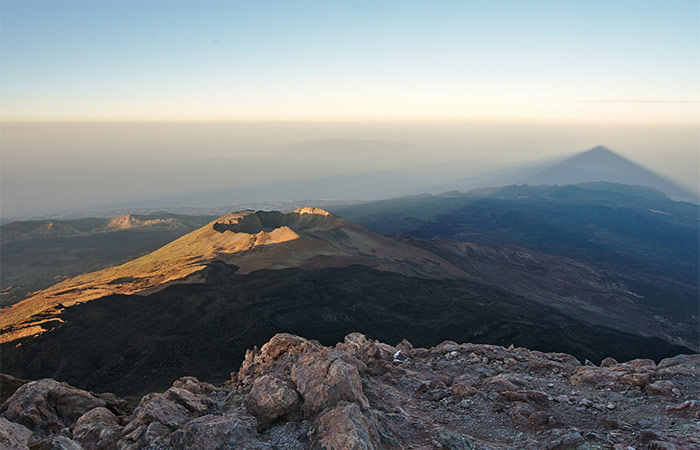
left=118, top=421, right=171, bottom=450
left=171, top=377, right=216, bottom=397
left=170, top=414, right=270, bottom=450
left=665, top=400, right=700, bottom=418
left=162, top=387, right=213, bottom=415
left=121, top=394, right=191, bottom=435
left=259, top=333, right=310, bottom=362
left=93, top=393, right=131, bottom=417
left=245, top=375, right=301, bottom=428
left=433, top=341, right=460, bottom=355
left=72, top=407, right=122, bottom=450
left=0, top=374, right=29, bottom=404
left=528, top=411, right=554, bottom=426
left=646, top=380, right=679, bottom=396
left=569, top=367, right=615, bottom=387
left=28, top=436, right=84, bottom=450
left=0, top=379, right=105, bottom=435
left=508, top=402, right=537, bottom=426
left=657, top=354, right=700, bottom=369
left=291, top=348, right=369, bottom=416
left=0, top=417, right=32, bottom=450
left=600, top=357, right=619, bottom=367
left=622, top=359, right=656, bottom=369
left=337, top=333, right=395, bottom=364
left=309, top=401, right=381, bottom=450
left=619, top=372, right=650, bottom=388
left=436, top=429, right=479, bottom=449
left=451, top=383, right=478, bottom=399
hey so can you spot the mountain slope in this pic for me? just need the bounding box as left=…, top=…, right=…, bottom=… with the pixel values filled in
left=333, top=183, right=700, bottom=350
left=1, top=265, right=691, bottom=396
left=522, top=146, right=697, bottom=202
left=0, top=207, right=465, bottom=343
left=435, top=146, right=697, bottom=202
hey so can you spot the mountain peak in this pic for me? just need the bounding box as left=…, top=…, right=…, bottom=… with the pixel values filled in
left=585, top=145, right=615, bottom=155
left=521, top=146, right=697, bottom=202
left=294, top=206, right=332, bottom=216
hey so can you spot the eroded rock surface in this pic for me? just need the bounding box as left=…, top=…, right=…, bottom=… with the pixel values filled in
left=2, top=333, right=698, bottom=449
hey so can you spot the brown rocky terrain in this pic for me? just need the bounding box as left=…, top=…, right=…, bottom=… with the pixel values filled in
left=0, top=208, right=464, bottom=344
left=1, top=333, right=698, bottom=449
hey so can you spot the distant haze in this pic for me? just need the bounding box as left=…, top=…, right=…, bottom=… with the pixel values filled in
left=1, top=121, right=697, bottom=219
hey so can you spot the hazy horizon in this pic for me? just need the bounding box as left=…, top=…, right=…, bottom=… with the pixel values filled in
left=1, top=1, right=698, bottom=219
left=1, top=120, right=698, bottom=219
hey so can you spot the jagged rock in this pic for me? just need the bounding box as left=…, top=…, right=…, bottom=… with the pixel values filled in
left=72, top=407, right=122, bottom=450
left=646, top=380, right=680, bottom=396
left=236, top=334, right=322, bottom=384
left=600, top=357, right=618, bottom=367
left=0, top=379, right=105, bottom=435
left=657, top=354, right=700, bottom=369
left=93, top=393, right=131, bottom=417
left=245, top=375, right=301, bottom=427
left=436, top=429, right=479, bottom=450
left=171, top=377, right=216, bottom=397
left=3, top=333, right=699, bottom=450
left=569, top=366, right=616, bottom=387
left=622, top=358, right=656, bottom=369
left=118, top=421, right=171, bottom=450
left=291, top=348, right=369, bottom=416
left=121, top=393, right=192, bottom=436
left=336, top=333, right=395, bottom=364
left=259, top=334, right=310, bottom=362
left=0, top=417, right=32, bottom=450
left=28, top=436, right=84, bottom=450
left=308, top=401, right=381, bottom=450
left=451, top=383, right=477, bottom=398
left=170, top=414, right=269, bottom=450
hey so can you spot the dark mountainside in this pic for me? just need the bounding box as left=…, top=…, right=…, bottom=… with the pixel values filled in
left=2, top=264, right=691, bottom=397
left=333, top=183, right=699, bottom=348
left=1, top=333, right=698, bottom=449
left=1, top=198, right=697, bottom=399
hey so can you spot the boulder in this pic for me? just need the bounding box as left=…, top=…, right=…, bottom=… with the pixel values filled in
left=28, top=436, right=84, bottom=450
left=0, top=379, right=105, bottom=435
left=170, top=414, right=270, bottom=450
left=569, top=367, right=616, bottom=387
left=118, top=421, right=171, bottom=450
left=72, top=407, right=122, bottom=450
left=291, top=348, right=369, bottom=416
left=657, top=354, right=700, bottom=369
left=121, top=394, right=191, bottom=435
left=337, top=333, right=395, bottom=364
left=245, top=375, right=301, bottom=427
left=259, top=334, right=310, bottom=362
left=309, top=401, right=381, bottom=450
left=0, top=417, right=32, bottom=450
left=646, top=380, right=679, bottom=397
left=600, top=357, right=618, bottom=368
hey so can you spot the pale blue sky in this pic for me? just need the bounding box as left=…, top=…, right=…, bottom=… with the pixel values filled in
left=1, top=0, right=698, bottom=121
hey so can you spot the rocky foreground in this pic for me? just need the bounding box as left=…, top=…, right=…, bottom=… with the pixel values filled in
left=1, top=334, right=698, bottom=450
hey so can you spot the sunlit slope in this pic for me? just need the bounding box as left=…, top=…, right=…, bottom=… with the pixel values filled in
left=0, top=207, right=465, bottom=343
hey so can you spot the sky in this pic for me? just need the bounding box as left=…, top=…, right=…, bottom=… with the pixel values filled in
left=0, top=1, right=698, bottom=218
left=1, top=0, right=698, bottom=122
